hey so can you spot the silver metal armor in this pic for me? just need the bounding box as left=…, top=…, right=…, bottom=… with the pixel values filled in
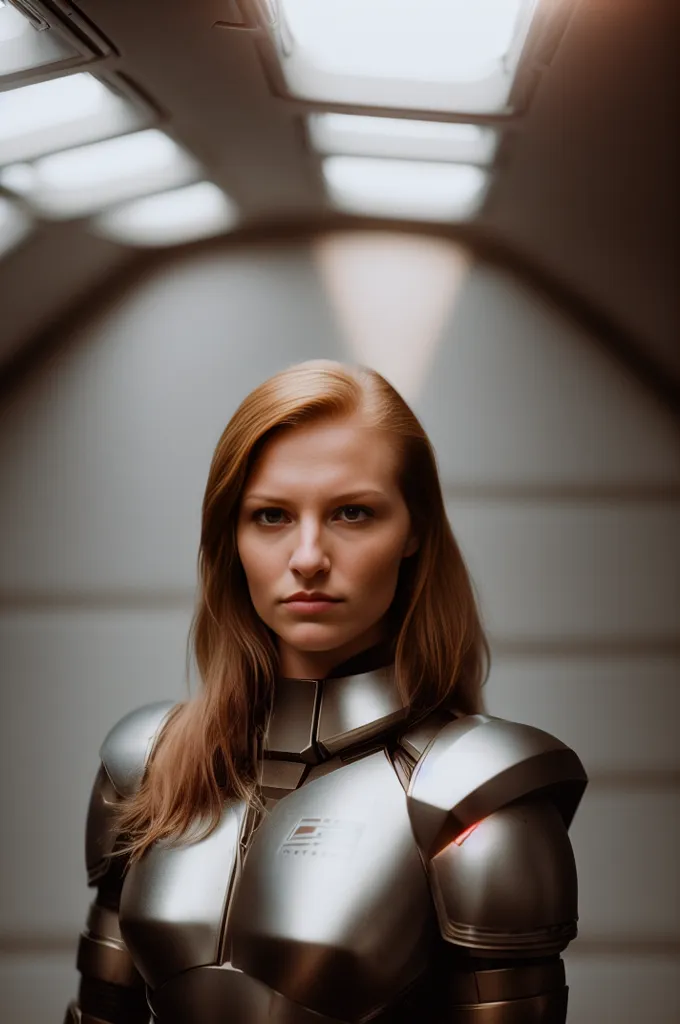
left=65, top=644, right=587, bottom=1023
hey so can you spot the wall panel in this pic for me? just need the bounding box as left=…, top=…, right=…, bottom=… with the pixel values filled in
left=0, top=237, right=677, bottom=1019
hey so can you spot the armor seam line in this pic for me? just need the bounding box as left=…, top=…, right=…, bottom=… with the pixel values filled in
left=310, top=677, right=323, bottom=760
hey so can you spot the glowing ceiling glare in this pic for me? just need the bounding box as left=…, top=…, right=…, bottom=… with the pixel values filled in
left=0, top=129, right=201, bottom=218
left=322, top=156, right=488, bottom=222
left=91, top=182, right=239, bottom=247
left=313, top=231, right=470, bottom=405
left=0, top=0, right=86, bottom=80
left=274, top=0, right=538, bottom=113
left=0, top=194, right=32, bottom=258
left=308, top=114, right=498, bottom=165
left=0, top=73, right=148, bottom=166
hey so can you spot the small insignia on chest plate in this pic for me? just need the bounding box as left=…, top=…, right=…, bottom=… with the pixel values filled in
left=280, top=816, right=364, bottom=858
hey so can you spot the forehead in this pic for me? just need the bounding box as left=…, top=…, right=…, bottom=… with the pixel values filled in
left=243, top=416, right=400, bottom=496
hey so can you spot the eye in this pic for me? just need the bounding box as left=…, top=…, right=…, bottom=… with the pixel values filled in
left=252, top=507, right=287, bottom=526
left=338, top=505, right=373, bottom=523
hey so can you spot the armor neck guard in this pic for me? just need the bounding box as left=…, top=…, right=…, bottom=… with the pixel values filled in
left=266, top=636, right=410, bottom=764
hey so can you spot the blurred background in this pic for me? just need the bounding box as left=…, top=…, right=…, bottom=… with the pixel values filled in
left=0, top=1, right=678, bottom=1021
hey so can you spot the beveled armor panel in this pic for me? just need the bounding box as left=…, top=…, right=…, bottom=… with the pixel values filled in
left=119, top=801, right=247, bottom=987
left=149, top=963, right=348, bottom=1024
left=429, top=798, right=578, bottom=956
left=227, top=750, right=434, bottom=1022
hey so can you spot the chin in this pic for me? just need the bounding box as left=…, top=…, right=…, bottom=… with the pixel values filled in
left=280, top=625, right=346, bottom=651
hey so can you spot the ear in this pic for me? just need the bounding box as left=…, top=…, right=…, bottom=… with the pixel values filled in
left=402, top=532, right=420, bottom=558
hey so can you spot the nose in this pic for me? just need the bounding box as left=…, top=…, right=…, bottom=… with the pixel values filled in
left=288, top=519, right=331, bottom=576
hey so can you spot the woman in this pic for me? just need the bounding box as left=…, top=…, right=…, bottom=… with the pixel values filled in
left=65, top=359, right=587, bottom=1024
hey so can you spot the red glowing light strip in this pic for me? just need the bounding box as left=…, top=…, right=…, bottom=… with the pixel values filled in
left=453, top=821, right=481, bottom=846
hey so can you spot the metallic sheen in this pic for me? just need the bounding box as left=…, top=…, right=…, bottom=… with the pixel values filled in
left=120, top=801, right=247, bottom=988
left=100, top=700, right=176, bottom=798
left=317, top=666, right=410, bottom=756
left=429, top=798, right=578, bottom=955
left=227, top=750, right=432, bottom=1021
left=407, top=714, right=588, bottom=857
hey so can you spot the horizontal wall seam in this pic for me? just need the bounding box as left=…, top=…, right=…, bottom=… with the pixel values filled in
left=0, top=599, right=678, bottom=658
left=583, top=770, right=680, bottom=790
left=441, top=485, right=680, bottom=502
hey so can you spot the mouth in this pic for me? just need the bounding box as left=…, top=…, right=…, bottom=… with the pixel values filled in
left=283, top=597, right=343, bottom=613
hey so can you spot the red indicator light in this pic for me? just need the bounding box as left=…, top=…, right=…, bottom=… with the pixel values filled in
left=453, top=821, right=481, bottom=846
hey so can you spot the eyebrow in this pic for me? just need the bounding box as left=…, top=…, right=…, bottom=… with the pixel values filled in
left=242, top=489, right=387, bottom=505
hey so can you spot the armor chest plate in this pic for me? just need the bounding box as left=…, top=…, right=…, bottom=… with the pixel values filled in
left=119, top=749, right=435, bottom=1023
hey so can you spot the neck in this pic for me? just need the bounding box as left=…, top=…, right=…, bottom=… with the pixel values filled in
left=278, top=633, right=397, bottom=682
left=276, top=622, right=393, bottom=679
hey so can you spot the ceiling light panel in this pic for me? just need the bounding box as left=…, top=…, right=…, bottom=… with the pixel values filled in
left=0, top=129, right=201, bottom=218
left=91, top=182, right=239, bottom=247
left=0, top=194, right=32, bottom=258
left=308, top=114, right=498, bottom=165
left=0, top=0, right=105, bottom=86
left=259, top=0, right=540, bottom=114
left=322, top=156, right=488, bottom=222
left=0, top=73, right=151, bottom=166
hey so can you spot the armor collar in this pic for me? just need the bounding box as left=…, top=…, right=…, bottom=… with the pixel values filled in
left=265, top=637, right=409, bottom=764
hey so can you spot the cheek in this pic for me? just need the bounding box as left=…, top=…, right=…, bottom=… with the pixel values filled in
left=236, top=532, right=267, bottom=590
left=350, top=534, right=404, bottom=584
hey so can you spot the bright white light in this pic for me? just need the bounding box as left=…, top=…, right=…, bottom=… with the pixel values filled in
left=309, top=114, right=498, bottom=165
left=0, top=195, right=32, bottom=259
left=0, top=74, right=147, bottom=165
left=284, top=0, right=522, bottom=79
left=0, top=162, right=35, bottom=193
left=92, top=182, right=239, bottom=247
left=322, top=156, right=488, bottom=222
left=0, top=0, right=28, bottom=43
left=0, top=0, right=78, bottom=78
left=0, top=129, right=200, bottom=218
left=277, top=0, right=538, bottom=113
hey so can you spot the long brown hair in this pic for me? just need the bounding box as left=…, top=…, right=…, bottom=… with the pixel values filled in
left=116, top=359, right=489, bottom=862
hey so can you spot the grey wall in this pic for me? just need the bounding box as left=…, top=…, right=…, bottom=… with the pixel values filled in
left=0, top=233, right=678, bottom=1021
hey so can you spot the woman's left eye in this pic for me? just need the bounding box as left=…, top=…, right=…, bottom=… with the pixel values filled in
left=338, top=505, right=373, bottom=522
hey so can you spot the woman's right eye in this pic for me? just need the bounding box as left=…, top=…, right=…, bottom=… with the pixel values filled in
left=252, top=507, right=286, bottom=526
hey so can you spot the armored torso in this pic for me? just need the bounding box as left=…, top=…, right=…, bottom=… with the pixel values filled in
left=78, top=640, right=587, bottom=1024
left=116, top=657, right=449, bottom=1023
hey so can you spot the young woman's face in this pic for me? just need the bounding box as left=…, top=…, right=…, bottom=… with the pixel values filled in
left=236, top=413, right=419, bottom=679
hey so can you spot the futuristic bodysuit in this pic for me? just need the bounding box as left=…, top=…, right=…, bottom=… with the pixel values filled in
left=65, top=639, right=588, bottom=1023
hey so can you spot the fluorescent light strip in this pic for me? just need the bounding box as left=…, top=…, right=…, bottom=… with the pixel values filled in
left=0, top=73, right=149, bottom=166
left=322, top=156, right=488, bottom=222
left=0, top=0, right=81, bottom=79
left=309, top=113, right=498, bottom=165
left=0, top=129, right=201, bottom=218
left=275, top=0, right=538, bottom=114
left=91, top=182, right=239, bottom=247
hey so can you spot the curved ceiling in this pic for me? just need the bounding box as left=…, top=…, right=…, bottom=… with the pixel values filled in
left=0, top=0, right=677, bottom=408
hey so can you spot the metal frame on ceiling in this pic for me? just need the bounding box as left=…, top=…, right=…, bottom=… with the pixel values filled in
left=218, top=0, right=576, bottom=125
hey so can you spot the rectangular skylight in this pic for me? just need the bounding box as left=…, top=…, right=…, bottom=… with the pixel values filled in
left=308, top=114, right=498, bottom=165
left=91, top=182, right=239, bottom=247
left=0, top=0, right=102, bottom=84
left=322, top=156, right=488, bottom=222
left=0, top=73, right=151, bottom=166
left=0, top=129, right=201, bottom=218
left=255, top=0, right=542, bottom=114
